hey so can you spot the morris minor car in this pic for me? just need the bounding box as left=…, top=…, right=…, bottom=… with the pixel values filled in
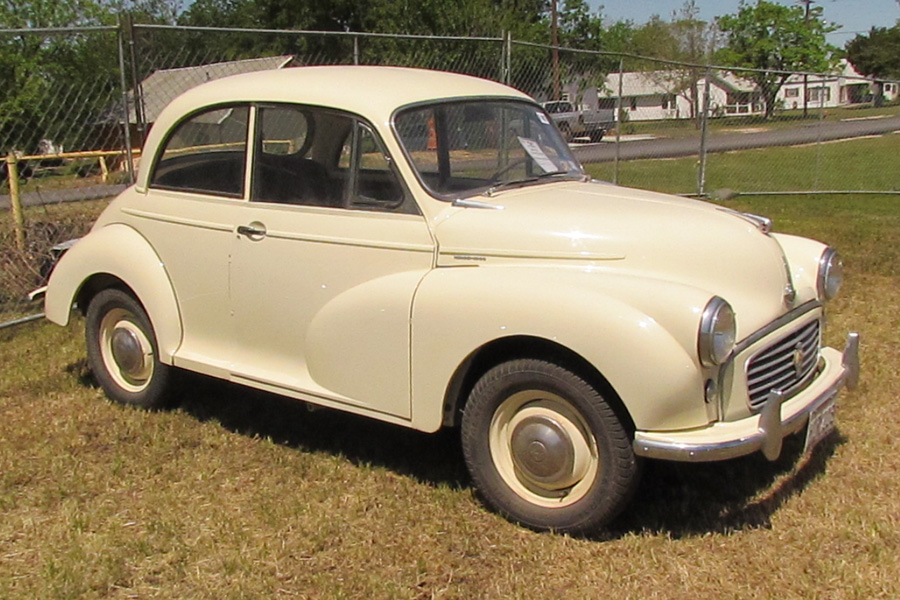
left=43, top=66, right=859, bottom=534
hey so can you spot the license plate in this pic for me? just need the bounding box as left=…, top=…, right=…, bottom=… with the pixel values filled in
left=804, top=396, right=837, bottom=454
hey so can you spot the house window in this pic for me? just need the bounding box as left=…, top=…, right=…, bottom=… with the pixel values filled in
left=785, top=88, right=800, bottom=98
left=807, top=87, right=831, bottom=103
left=661, top=94, right=676, bottom=110
left=630, top=97, right=638, bottom=111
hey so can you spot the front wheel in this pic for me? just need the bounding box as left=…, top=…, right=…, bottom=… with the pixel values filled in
left=461, top=359, right=640, bottom=534
left=85, top=288, right=172, bottom=410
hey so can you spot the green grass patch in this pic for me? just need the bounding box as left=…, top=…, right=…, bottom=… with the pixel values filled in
left=587, top=133, right=900, bottom=196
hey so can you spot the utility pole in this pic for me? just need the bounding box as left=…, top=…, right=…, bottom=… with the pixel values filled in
left=798, top=0, right=815, bottom=118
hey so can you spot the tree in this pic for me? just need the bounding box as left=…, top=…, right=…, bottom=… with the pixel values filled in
left=0, top=0, right=116, bottom=153
left=846, top=25, right=900, bottom=107
left=717, top=0, right=839, bottom=118
left=637, top=2, right=720, bottom=126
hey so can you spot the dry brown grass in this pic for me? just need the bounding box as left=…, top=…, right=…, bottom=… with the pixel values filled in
left=1, top=194, right=898, bottom=599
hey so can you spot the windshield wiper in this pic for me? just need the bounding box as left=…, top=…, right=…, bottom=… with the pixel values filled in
left=484, top=170, right=585, bottom=197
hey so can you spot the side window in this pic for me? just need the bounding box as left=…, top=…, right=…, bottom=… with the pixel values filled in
left=151, top=106, right=249, bottom=197
left=252, top=105, right=349, bottom=208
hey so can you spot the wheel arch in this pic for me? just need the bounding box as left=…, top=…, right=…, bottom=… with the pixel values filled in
left=75, top=273, right=134, bottom=316
left=44, top=223, right=183, bottom=363
left=441, top=335, right=635, bottom=436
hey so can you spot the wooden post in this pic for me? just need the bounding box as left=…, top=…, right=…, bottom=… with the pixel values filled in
left=99, top=155, right=109, bottom=183
left=5, top=153, right=25, bottom=253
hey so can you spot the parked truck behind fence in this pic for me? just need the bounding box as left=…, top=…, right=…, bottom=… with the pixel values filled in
left=542, top=100, right=614, bottom=142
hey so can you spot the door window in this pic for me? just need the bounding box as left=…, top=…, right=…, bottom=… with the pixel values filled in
left=251, top=105, right=348, bottom=207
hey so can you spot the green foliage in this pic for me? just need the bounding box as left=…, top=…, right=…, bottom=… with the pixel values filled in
left=0, top=0, right=182, bottom=154
left=717, top=0, right=840, bottom=118
left=846, top=25, right=900, bottom=107
left=846, top=25, right=900, bottom=80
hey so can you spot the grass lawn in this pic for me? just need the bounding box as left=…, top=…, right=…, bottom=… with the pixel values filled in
left=1, top=149, right=899, bottom=598
left=613, top=101, right=900, bottom=140
left=588, top=133, right=900, bottom=196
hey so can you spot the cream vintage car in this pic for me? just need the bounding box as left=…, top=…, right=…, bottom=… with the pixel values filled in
left=43, top=66, right=859, bottom=534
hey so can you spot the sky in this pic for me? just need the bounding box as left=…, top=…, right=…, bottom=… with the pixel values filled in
left=587, top=0, right=900, bottom=46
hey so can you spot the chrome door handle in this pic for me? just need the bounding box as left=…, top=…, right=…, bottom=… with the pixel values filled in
left=237, top=224, right=266, bottom=238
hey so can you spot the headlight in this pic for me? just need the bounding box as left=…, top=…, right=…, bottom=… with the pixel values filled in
left=818, top=248, right=843, bottom=301
left=698, top=297, right=736, bottom=367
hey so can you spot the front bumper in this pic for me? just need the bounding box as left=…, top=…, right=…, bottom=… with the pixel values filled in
left=633, top=332, right=859, bottom=462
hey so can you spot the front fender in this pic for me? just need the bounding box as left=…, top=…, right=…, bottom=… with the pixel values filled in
left=771, top=232, right=828, bottom=304
left=44, top=223, right=183, bottom=363
left=410, top=265, right=715, bottom=433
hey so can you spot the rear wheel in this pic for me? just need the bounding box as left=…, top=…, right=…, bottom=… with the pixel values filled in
left=85, top=288, right=171, bottom=409
left=461, top=359, right=639, bottom=534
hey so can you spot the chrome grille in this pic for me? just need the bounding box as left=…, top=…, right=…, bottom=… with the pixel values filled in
left=747, top=319, right=821, bottom=410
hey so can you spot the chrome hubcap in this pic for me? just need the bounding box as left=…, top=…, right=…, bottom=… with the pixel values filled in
left=511, top=415, right=578, bottom=490
left=111, top=327, right=146, bottom=377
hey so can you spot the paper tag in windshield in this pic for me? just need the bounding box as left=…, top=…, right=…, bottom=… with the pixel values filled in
left=518, top=137, right=559, bottom=173
left=536, top=112, right=550, bottom=125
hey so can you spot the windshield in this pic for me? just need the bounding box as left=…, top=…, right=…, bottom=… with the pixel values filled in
left=394, top=99, right=585, bottom=199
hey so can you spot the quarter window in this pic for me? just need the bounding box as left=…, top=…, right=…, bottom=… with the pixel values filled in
left=151, top=106, right=249, bottom=197
left=341, top=123, right=405, bottom=210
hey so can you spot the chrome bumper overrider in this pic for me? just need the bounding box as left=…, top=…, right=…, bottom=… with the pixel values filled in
left=633, top=332, right=860, bottom=463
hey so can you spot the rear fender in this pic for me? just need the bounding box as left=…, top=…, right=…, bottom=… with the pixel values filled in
left=44, top=224, right=183, bottom=363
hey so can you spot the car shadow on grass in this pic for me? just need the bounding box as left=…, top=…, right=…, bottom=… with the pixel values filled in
left=74, top=364, right=845, bottom=539
left=169, top=371, right=471, bottom=490
left=606, top=430, right=846, bottom=540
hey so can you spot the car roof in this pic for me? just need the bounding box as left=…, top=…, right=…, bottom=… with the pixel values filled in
left=153, top=65, right=531, bottom=127
left=137, top=66, right=534, bottom=191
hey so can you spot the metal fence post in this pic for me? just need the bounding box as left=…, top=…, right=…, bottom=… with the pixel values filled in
left=5, top=153, right=25, bottom=253
left=126, top=17, right=147, bottom=148
left=613, top=57, right=624, bottom=186
left=117, top=17, right=136, bottom=182
left=353, top=35, right=359, bottom=65
left=814, top=74, right=826, bottom=192
left=697, top=67, right=712, bottom=197
left=502, top=31, right=511, bottom=86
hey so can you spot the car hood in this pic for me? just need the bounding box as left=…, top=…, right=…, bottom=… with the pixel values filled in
left=433, top=180, right=794, bottom=336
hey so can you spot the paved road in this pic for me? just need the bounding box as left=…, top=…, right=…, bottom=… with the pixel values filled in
left=572, top=114, right=900, bottom=163
left=0, top=183, right=127, bottom=211
left=2, top=115, right=899, bottom=208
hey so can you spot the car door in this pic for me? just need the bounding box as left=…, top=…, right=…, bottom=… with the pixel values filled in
left=228, top=105, right=434, bottom=419
left=139, top=104, right=251, bottom=374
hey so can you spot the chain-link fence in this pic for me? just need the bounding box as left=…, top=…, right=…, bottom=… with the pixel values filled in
left=3, top=23, right=899, bottom=328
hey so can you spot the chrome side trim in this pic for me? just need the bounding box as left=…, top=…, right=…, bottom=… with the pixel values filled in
left=634, top=332, right=859, bottom=463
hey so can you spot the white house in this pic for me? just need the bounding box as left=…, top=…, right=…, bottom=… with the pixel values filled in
left=776, top=60, right=899, bottom=109
left=554, top=60, right=895, bottom=124
left=559, top=69, right=763, bottom=122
